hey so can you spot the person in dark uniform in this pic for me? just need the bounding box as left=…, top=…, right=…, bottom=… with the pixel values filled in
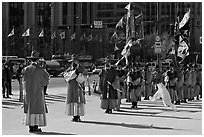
left=99, top=60, right=118, bottom=114
left=129, top=63, right=143, bottom=109
left=2, top=62, right=10, bottom=98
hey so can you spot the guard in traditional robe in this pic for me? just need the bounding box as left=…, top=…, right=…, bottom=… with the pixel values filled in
left=190, top=65, right=197, bottom=100
left=22, top=51, right=50, bottom=133
left=129, top=63, right=143, bottom=109
left=167, top=65, right=178, bottom=104
left=99, top=61, right=118, bottom=114
left=144, top=64, right=153, bottom=100
left=175, top=66, right=184, bottom=105
left=64, top=54, right=87, bottom=122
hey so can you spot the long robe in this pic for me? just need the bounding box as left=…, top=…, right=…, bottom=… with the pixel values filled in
left=99, top=67, right=118, bottom=109
left=22, top=63, right=49, bottom=126
left=65, top=66, right=86, bottom=116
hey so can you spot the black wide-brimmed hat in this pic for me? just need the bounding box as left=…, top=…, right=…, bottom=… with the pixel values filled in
left=68, top=54, right=79, bottom=62
left=27, top=50, right=39, bottom=59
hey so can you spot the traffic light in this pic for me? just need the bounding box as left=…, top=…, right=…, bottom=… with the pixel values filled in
left=57, top=25, right=70, bottom=29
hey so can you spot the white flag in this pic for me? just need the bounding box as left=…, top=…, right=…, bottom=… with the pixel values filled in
left=177, top=36, right=189, bottom=60
left=71, top=32, right=76, bottom=40
left=80, top=33, right=86, bottom=41
left=8, top=28, right=14, bottom=37
left=179, top=9, right=190, bottom=29
left=38, top=29, right=44, bottom=37
left=87, top=34, right=92, bottom=41
left=60, top=31, right=65, bottom=39
left=22, top=28, right=30, bottom=37
left=51, top=31, right=56, bottom=39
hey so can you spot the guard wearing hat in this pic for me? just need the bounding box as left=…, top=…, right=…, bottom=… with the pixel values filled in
left=64, top=54, right=87, bottom=122
left=99, top=59, right=118, bottom=113
left=22, top=50, right=50, bottom=133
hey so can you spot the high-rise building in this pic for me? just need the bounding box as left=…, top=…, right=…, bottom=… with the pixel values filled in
left=2, top=2, right=202, bottom=62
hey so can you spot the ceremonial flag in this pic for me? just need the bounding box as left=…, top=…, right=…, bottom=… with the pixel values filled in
left=152, top=83, right=176, bottom=110
left=38, top=29, right=44, bottom=37
left=135, top=13, right=144, bottom=40
left=125, top=3, right=131, bottom=43
left=87, top=34, right=93, bottom=41
left=110, top=31, right=119, bottom=44
left=51, top=31, right=56, bottom=39
left=70, top=32, right=76, bottom=40
left=179, top=8, right=190, bottom=30
left=121, top=39, right=133, bottom=65
left=114, top=44, right=119, bottom=51
left=115, top=16, right=126, bottom=29
left=177, top=35, right=189, bottom=61
left=7, top=27, right=14, bottom=37
left=22, top=28, right=30, bottom=37
left=80, top=33, right=86, bottom=41
left=60, top=31, right=65, bottom=39
left=177, top=8, right=190, bottom=63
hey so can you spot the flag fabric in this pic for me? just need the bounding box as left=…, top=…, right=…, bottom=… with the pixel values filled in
left=22, top=28, right=30, bottom=37
left=87, top=34, right=93, bottom=41
left=60, top=31, right=65, bottom=39
left=8, top=28, right=14, bottom=37
left=116, top=16, right=126, bottom=29
left=179, top=8, right=190, bottom=29
left=38, top=29, right=44, bottom=37
left=51, top=31, right=56, bottom=39
left=134, top=13, right=144, bottom=40
left=130, top=10, right=135, bottom=38
left=151, top=83, right=176, bottom=110
left=121, top=39, right=133, bottom=65
left=114, top=44, right=119, bottom=51
left=71, top=32, right=76, bottom=40
left=177, top=8, right=190, bottom=63
left=80, top=33, right=86, bottom=41
left=125, top=3, right=131, bottom=44
left=177, top=35, right=189, bottom=60
left=110, top=31, right=119, bottom=44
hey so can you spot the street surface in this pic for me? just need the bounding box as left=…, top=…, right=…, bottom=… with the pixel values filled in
left=2, top=75, right=203, bottom=135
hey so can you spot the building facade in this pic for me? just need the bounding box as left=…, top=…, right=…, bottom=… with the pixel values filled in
left=2, top=2, right=202, bottom=62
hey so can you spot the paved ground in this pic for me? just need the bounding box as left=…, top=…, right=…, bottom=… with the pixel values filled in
left=2, top=78, right=203, bottom=135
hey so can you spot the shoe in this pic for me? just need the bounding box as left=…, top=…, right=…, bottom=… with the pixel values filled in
left=9, top=93, right=13, bottom=95
left=105, top=109, right=109, bottom=113
left=29, top=128, right=42, bottom=133
left=108, top=110, right=112, bottom=114
left=45, top=93, right=48, bottom=95
left=3, top=95, right=6, bottom=98
left=131, top=105, right=135, bottom=108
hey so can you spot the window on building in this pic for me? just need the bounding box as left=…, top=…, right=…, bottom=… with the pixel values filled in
left=9, top=2, right=24, bottom=28
left=63, top=3, right=67, bottom=25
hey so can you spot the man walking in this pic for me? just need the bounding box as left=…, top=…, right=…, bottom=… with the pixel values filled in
left=22, top=50, right=50, bottom=133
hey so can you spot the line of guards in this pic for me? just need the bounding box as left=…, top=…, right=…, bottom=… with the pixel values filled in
left=96, top=61, right=202, bottom=113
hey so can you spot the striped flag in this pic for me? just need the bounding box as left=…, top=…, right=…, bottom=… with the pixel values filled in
left=38, top=29, right=44, bottom=37
left=8, top=27, right=14, bottom=37
left=22, top=28, right=30, bottom=37
left=70, top=32, right=76, bottom=40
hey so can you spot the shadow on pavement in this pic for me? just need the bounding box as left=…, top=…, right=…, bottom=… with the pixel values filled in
left=112, top=111, right=193, bottom=120
left=34, top=131, right=76, bottom=135
left=79, top=120, right=180, bottom=131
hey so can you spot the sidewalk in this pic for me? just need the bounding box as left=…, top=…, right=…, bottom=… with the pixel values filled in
left=2, top=86, right=202, bottom=135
